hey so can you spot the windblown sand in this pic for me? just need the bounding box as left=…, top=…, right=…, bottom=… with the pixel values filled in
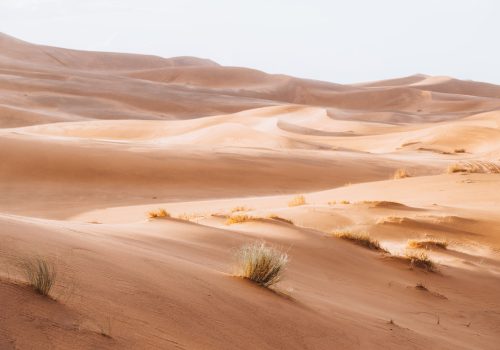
left=1, top=33, right=500, bottom=349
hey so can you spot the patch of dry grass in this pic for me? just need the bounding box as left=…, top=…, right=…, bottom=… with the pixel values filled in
left=231, top=206, right=251, bottom=213
left=340, top=200, right=350, bottom=204
left=404, top=251, right=436, bottom=271
left=288, top=195, right=306, bottom=207
left=234, top=242, right=288, bottom=287
left=148, top=208, right=170, bottom=219
left=268, top=214, right=294, bottom=225
left=225, top=214, right=256, bottom=225
left=407, top=238, right=448, bottom=250
left=332, top=230, right=385, bottom=251
left=394, top=168, right=411, bottom=179
left=447, top=161, right=500, bottom=174
left=21, top=257, right=57, bottom=296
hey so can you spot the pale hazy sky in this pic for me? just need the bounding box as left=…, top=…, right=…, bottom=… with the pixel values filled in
left=1, top=0, right=499, bottom=84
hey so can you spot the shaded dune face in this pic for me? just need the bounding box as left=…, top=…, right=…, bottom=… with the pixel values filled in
left=1, top=32, right=500, bottom=350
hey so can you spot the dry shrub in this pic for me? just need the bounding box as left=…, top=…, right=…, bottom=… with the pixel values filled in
left=340, top=200, right=350, bottom=204
left=21, top=257, right=57, bottom=296
left=268, top=214, right=293, bottom=225
left=226, top=214, right=255, bottom=225
left=407, top=238, right=448, bottom=250
left=231, top=206, right=251, bottom=213
left=288, top=195, right=306, bottom=207
left=332, top=231, right=385, bottom=251
left=447, top=161, right=500, bottom=174
left=394, top=168, right=411, bottom=179
left=454, top=148, right=466, bottom=153
left=234, top=242, right=288, bottom=287
left=377, top=216, right=409, bottom=225
left=405, top=251, right=436, bottom=271
left=148, top=208, right=170, bottom=219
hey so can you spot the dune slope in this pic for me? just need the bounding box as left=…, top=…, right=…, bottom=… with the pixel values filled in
left=1, top=33, right=500, bottom=349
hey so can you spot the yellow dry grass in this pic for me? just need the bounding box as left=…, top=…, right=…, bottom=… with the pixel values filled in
left=332, top=230, right=385, bottom=251
left=234, top=242, right=288, bottom=287
left=288, top=195, right=306, bottom=207
left=393, top=168, right=411, bottom=179
left=148, top=208, right=170, bottom=219
left=447, top=161, right=500, bottom=174
left=407, top=238, right=448, bottom=250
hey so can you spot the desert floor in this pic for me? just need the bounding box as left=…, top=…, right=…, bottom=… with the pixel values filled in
left=1, top=32, right=500, bottom=349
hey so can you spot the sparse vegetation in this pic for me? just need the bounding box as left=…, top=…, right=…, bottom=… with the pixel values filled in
left=332, top=230, right=385, bottom=251
left=288, top=195, right=306, bottom=207
left=328, top=200, right=336, bottom=205
left=454, top=148, right=466, bottom=153
left=393, top=168, right=411, bottom=179
left=231, top=206, right=251, bottom=213
left=234, top=242, right=288, bottom=287
left=268, top=214, right=293, bottom=225
left=21, top=257, right=57, bottom=296
left=148, top=208, right=170, bottom=219
left=340, top=200, right=350, bottom=204
left=447, top=161, right=500, bottom=174
left=405, top=251, right=436, bottom=271
left=226, top=214, right=255, bottom=225
left=407, top=238, right=448, bottom=250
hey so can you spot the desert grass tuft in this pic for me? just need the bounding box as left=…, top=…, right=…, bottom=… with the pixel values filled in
left=405, top=251, right=436, bottom=271
left=332, top=230, right=385, bottom=251
left=148, top=208, right=170, bottom=219
left=447, top=161, right=500, bottom=174
left=407, top=238, right=448, bottom=250
left=225, top=214, right=255, bottom=225
left=340, top=200, right=350, bottom=204
left=21, top=257, right=57, bottom=296
left=231, top=206, right=251, bottom=213
left=393, top=168, right=411, bottom=179
left=234, top=242, right=288, bottom=287
left=268, top=214, right=294, bottom=225
left=288, top=195, right=306, bottom=207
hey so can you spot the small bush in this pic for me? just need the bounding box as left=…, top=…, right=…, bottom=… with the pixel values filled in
left=231, top=206, right=251, bottom=213
left=394, top=168, right=410, bottom=179
left=21, top=258, right=57, bottom=296
left=407, top=238, right=448, bottom=250
left=148, top=208, right=170, bottom=219
left=332, top=231, right=385, bottom=251
left=234, top=242, right=288, bottom=287
left=447, top=161, right=500, bottom=174
left=454, top=148, right=466, bottom=153
left=226, top=214, right=255, bottom=225
left=405, top=251, right=436, bottom=271
left=288, top=195, right=306, bottom=207
left=340, top=200, right=350, bottom=204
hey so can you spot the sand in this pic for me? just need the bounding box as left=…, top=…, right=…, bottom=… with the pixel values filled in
left=1, top=32, right=500, bottom=349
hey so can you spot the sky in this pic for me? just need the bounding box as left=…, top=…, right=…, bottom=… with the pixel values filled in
left=1, top=0, right=499, bottom=84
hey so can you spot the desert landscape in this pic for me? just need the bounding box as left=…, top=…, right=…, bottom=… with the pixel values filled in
left=1, top=32, right=500, bottom=349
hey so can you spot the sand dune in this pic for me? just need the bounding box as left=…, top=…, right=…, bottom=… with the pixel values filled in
left=1, top=33, right=500, bottom=349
